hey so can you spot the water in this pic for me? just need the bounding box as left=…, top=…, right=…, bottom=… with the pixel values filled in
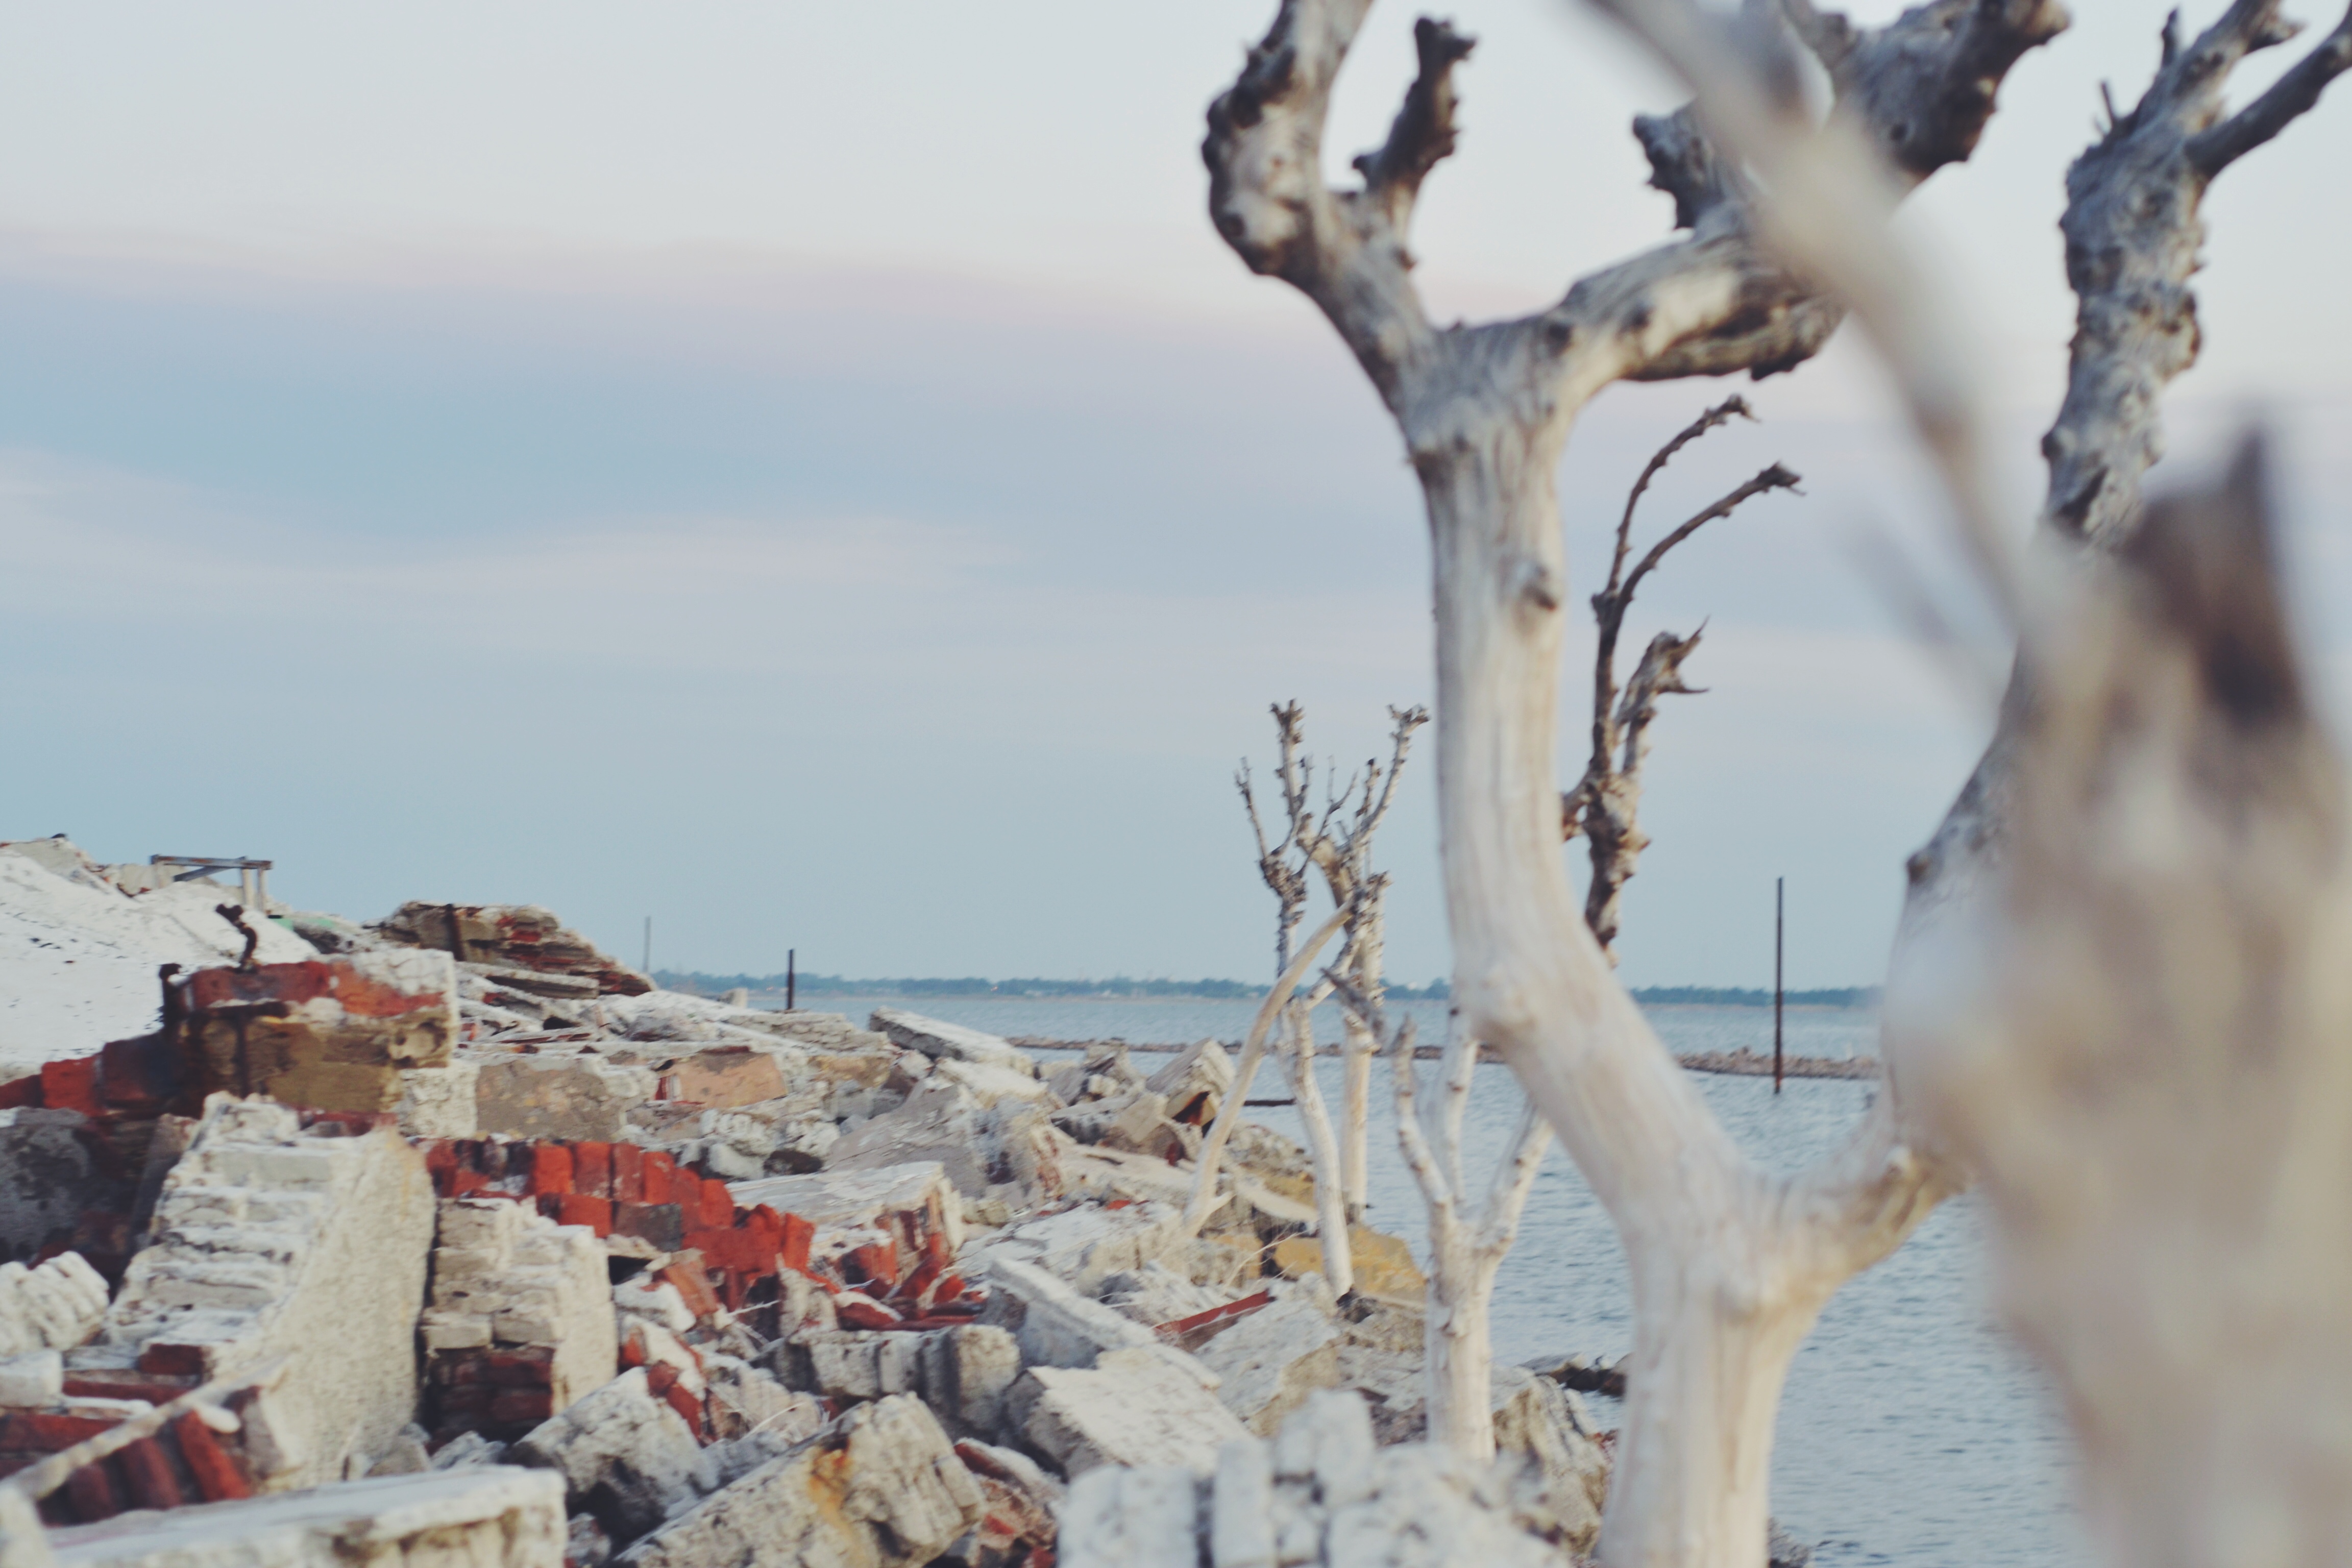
left=808, top=995, right=2084, bottom=1568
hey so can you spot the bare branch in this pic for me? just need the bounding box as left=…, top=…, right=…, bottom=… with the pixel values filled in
left=1352, top=18, right=1479, bottom=226
left=1609, top=395, right=1756, bottom=595
left=1623, top=462, right=1802, bottom=604
left=1475, top=1098, right=1555, bottom=1261
left=1386, top=1016, right=1452, bottom=1212
left=2046, top=0, right=2352, bottom=544
left=2189, top=3, right=2352, bottom=174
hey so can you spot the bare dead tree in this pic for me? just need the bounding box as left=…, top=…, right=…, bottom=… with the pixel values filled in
left=1182, top=703, right=1429, bottom=1291
left=1563, top=399, right=1799, bottom=958
left=1203, top=0, right=2350, bottom=1558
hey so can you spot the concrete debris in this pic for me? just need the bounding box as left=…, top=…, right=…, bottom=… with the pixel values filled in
left=979, top=1259, right=1156, bottom=1370
left=1010, top=1344, right=1247, bottom=1476
left=1062, top=1392, right=1572, bottom=1568
left=178, top=951, right=457, bottom=1114
left=615, top=1394, right=983, bottom=1568
left=825, top=1083, right=1064, bottom=1213
left=35, top=1465, right=568, bottom=1568
left=375, top=903, right=651, bottom=998
left=1144, top=1041, right=1233, bottom=1127
left=1194, top=1283, right=1342, bottom=1437
left=420, top=1198, right=619, bottom=1440
left=469, top=1055, right=659, bottom=1143
left=84, top=1097, right=434, bottom=1491
left=5, top=860, right=1553, bottom=1567
left=0, top=1257, right=108, bottom=1360
left=509, top=1368, right=705, bottom=1542
left=867, top=1011, right=1037, bottom=1079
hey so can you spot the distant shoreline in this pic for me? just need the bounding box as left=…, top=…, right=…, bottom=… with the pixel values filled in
left=657, top=971, right=1881, bottom=1011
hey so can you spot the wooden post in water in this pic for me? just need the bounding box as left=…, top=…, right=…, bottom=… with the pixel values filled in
left=1773, top=876, right=1785, bottom=1095
left=787, top=949, right=797, bottom=1012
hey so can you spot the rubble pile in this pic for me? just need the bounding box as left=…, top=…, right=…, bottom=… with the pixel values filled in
left=0, top=839, right=1611, bottom=1568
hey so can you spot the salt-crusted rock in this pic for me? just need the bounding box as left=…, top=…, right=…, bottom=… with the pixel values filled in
left=85, top=1096, right=434, bottom=1491
left=868, top=1010, right=1037, bottom=1077
left=615, top=1394, right=983, bottom=1568
left=918, top=1325, right=1022, bottom=1442
left=979, top=1258, right=1157, bottom=1369
left=1011, top=1345, right=1248, bottom=1476
left=1196, top=1283, right=1343, bottom=1436
left=0, top=1254, right=108, bottom=1360
left=1061, top=1392, right=1576, bottom=1568
left=0, top=1349, right=63, bottom=1407
left=34, top=1464, right=568, bottom=1568
left=780, top=1329, right=924, bottom=1402
left=510, top=1368, right=705, bottom=1542
left=393, top=1061, right=479, bottom=1139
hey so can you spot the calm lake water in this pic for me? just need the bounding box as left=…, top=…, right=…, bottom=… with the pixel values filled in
left=802, top=995, right=2082, bottom=1568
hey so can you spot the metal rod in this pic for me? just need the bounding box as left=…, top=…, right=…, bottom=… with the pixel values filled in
left=1774, top=875, right=1785, bottom=1095
left=787, top=948, right=796, bottom=1012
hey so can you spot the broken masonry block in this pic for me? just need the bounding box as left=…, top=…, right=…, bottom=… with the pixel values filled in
left=866, top=1009, right=1038, bottom=1077
left=471, top=1055, right=657, bottom=1143
left=614, top=1394, right=982, bottom=1568
left=1013, top=1344, right=1248, bottom=1477
left=81, top=1097, right=434, bottom=1492
left=978, top=1258, right=1157, bottom=1370
left=1196, top=1285, right=1343, bottom=1437
left=374, top=902, right=651, bottom=997
left=421, top=1198, right=618, bottom=1442
left=509, top=1367, right=704, bottom=1544
left=181, top=950, right=457, bottom=1113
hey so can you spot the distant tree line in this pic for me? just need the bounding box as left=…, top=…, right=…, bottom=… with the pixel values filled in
left=651, top=970, right=1877, bottom=1009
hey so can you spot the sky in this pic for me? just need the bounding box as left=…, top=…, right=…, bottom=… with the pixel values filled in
left=5, top=0, right=2352, bottom=991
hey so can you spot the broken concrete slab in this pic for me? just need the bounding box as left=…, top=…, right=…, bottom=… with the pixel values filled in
left=1195, top=1284, right=1342, bottom=1436
left=1061, top=1391, right=1577, bottom=1568
left=509, top=1367, right=704, bottom=1542
left=614, top=1394, right=983, bottom=1568
left=824, top=1082, right=1063, bottom=1211
left=974, top=1199, right=1184, bottom=1297
left=978, top=1258, right=1156, bottom=1370
left=391, top=1062, right=478, bottom=1140
left=916, top=1326, right=1021, bottom=1443
left=180, top=950, right=458, bottom=1113
left=470, top=1054, right=658, bottom=1143
left=1145, top=1040, right=1234, bottom=1126
left=37, top=1464, right=568, bottom=1568
left=867, top=1011, right=1036, bottom=1078
left=86, top=1096, right=435, bottom=1491
left=1012, top=1344, right=1248, bottom=1476
left=729, top=1160, right=964, bottom=1262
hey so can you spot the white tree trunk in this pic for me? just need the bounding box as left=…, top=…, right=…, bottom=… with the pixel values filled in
left=1281, top=1001, right=1355, bottom=1298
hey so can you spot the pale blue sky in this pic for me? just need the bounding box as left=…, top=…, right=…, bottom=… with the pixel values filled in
left=4, top=1, right=2349, bottom=988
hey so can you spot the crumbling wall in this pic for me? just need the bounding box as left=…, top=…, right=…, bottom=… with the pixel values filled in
left=419, top=1198, right=618, bottom=1442
left=83, top=1097, right=435, bottom=1489
left=180, top=952, right=457, bottom=1114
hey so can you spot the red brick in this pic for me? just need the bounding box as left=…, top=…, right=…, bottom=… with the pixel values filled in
left=662, top=1382, right=703, bottom=1434
left=0, top=1073, right=39, bottom=1109
left=573, top=1141, right=614, bottom=1198
left=137, top=1342, right=209, bottom=1378
left=779, top=1212, right=813, bottom=1275
left=614, top=1203, right=683, bottom=1252
left=39, top=1057, right=102, bottom=1118
left=63, top=1457, right=122, bottom=1523
left=642, top=1150, right=676, bottom=1205
left=836, top=1296, right=903, bottom=1330
left=683, top=1228, right=764, bottom=1273
left=117, top=1437, right=184, bottom=1511
left=488, top=1387, right=554, bottom=1426
left=659, top=1259, right=719, bottom=1320
left=556, top=1194, right=614, bottom=1237
left=841, top=1240, right=899, bottom=1290
left=174, top=1412, right=251, bottom=1502
left=528, top=1143, right=574, bottom=1197
left=67, top=1371, right=196, bottom=1404
left=16, top=1412, right=123, bottom=1451
left=423, top=1140, right=460, bottom=1191
left=612, top=1143, right=645, bottom=1203
left=434, top=1386, right=497, bottom=1416
left=931, top=1273, right=968, bottom=1305
left=696, top=1178, right=733, bottom=1230
left=99, top=1034, right=185, bottom=1112
left=644, top=1362, right=679, bottom=1398
left=485, top=1350, right=555, bottom=1387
